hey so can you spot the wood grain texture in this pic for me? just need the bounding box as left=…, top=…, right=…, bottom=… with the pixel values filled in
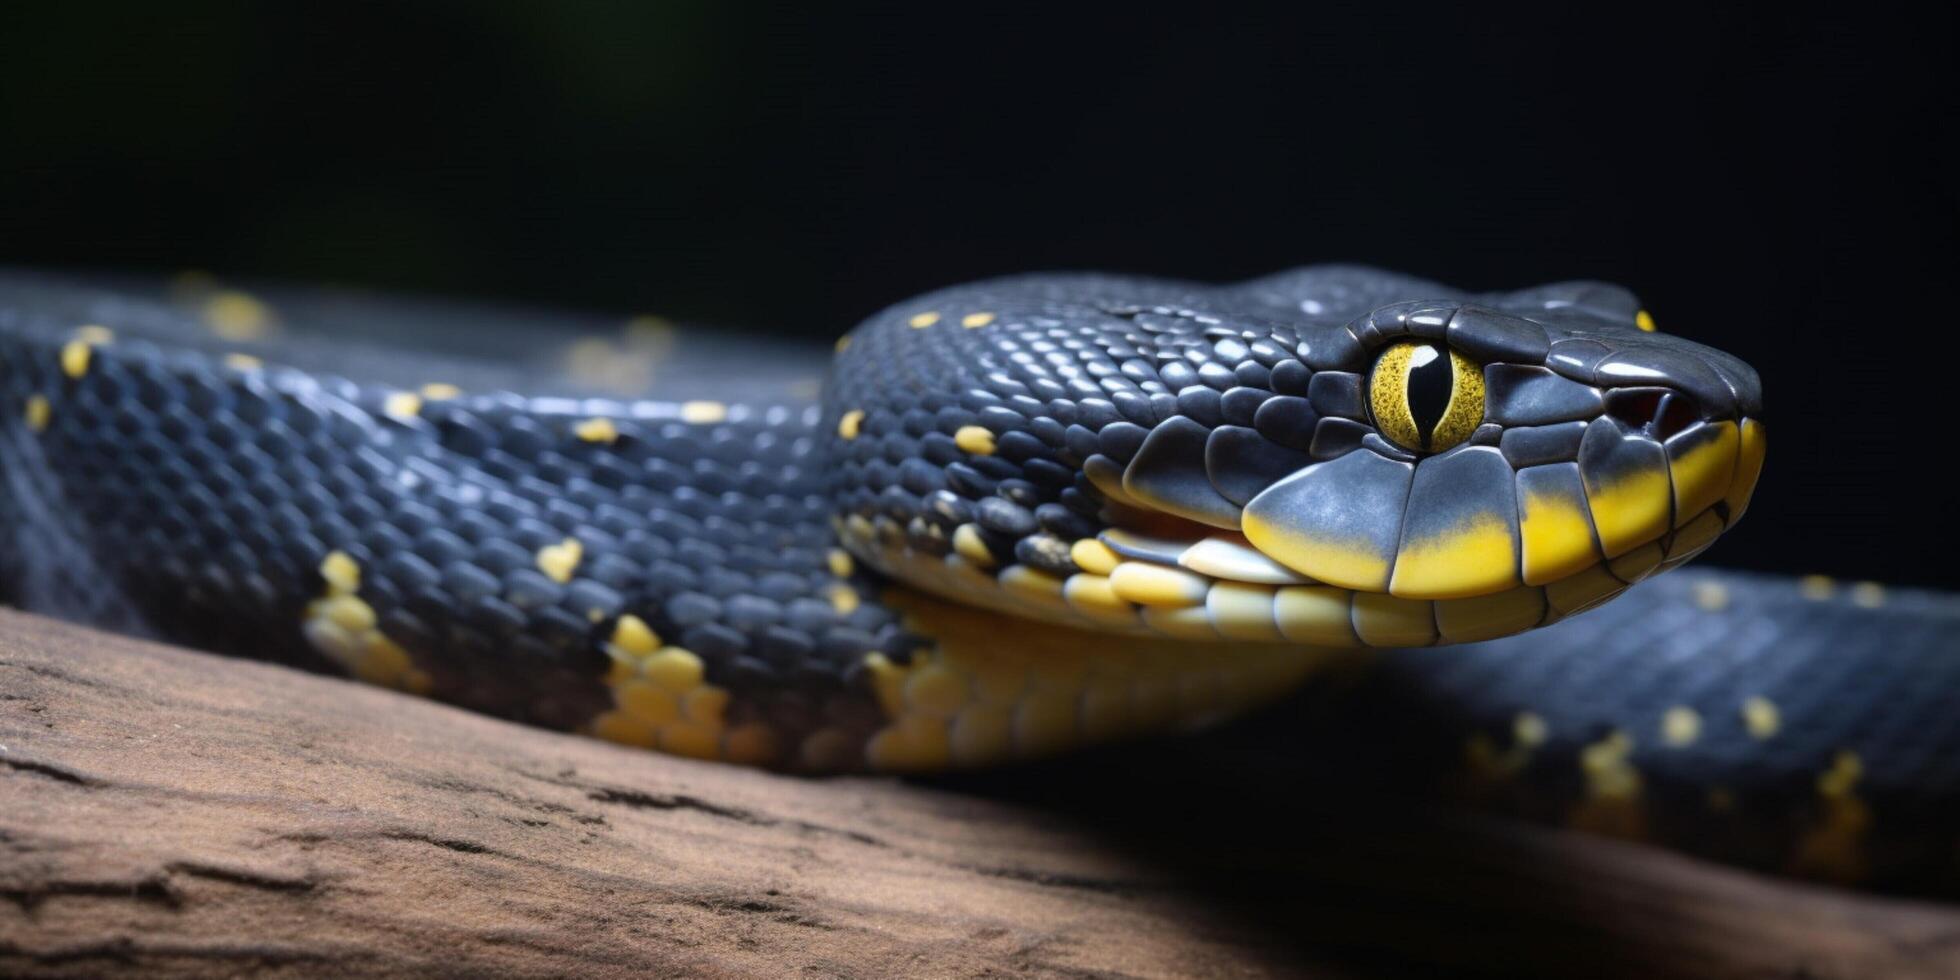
left=3, top=607, right=1957, bottom=979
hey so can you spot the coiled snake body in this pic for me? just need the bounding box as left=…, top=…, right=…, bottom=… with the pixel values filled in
left=3, top=267, right=1956, bottom=891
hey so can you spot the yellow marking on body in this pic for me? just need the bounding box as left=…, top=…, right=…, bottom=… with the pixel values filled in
left=680, top=400, right=728, bottom=424
left=961, top=312, right=996, bottom=328
left=223, top=353, right=263, bottom=370
left=837, top=409, right=866, bottom=439
left=1661, top=706, right=1702, bottom=746
left=60, top=340, right=93, bottom=379
left=1351, top=591, right=1436, bottom=646
left=1635, top=310, right=1657, bottom=332
left=1569, top=730, right=1646, bottom=839
left=1692, top=580, right=1730, bottom=611
left=1794, top=750, right=1871, bottom=883
left=73, top=325, right=113, bottom=344
left=644, top=647, right=705, bottom=692
left=1725, top=418, right=1766, bottom=521
left=828, top=583, right=861, bottom=614
left=203, top=290, right=274, bottom=341
left=1069, top=538, right=1120, bottom=576
left=1433, top=586, right=1546, bottom=643
left=827, top=548, right=855, bottom=578
left=23, top=395, right=50, bottom=432
left=1798, top=574, right=1834, bottom=601
left=609, top=615, right=661, bottom=657
left=1583, top=464, right=1672, bottom=558
left=420, top=382, right=462, bottom=400
left=1273, top=586, right=1359, bottom=646
left=1742, top=696, right=1781, bottom=739
left=834, top=335, right=852, bottom=353
left=951, top=523, right=996, bottom=568
left=383, top=392, right=423, bottom=419
left=954, top=425, right=996, bottom=455
left=1108, top=562, right=1210, bottom=607
left=1519, top=489, right=1600, bottom=586
left=1390, top=514, right=1520, bottom=599
left=1668, top=421, right=1738, bottom=527
left=536, top=538, right=583, bottom=583
left=303, top=551, right=430, bottom=694
left=1241, top=512, right=1392, bottom=592
left=909, top=311, right=940, bottom=328
left=1514, top=712, right=1548, bottom=748
left=575, top=417, right=619, bottom=443
left=1849, top=581, right=1885, bottom=609
left=320, top=551, right=361, bottom=594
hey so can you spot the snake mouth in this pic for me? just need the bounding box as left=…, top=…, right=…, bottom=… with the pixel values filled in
left=1047, top=409, right=1766, bottom=647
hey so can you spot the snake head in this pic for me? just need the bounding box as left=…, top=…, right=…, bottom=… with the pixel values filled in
left=828, top=268, right=1763, bottom=647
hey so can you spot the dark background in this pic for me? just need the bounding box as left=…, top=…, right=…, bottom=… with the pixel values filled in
left=2, top=3, right=1953, bottom=588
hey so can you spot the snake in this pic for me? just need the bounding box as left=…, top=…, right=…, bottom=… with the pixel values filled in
left=3, top=266, right=1956, bottom=894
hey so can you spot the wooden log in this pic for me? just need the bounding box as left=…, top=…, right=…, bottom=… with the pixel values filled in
left=2, top=607, right=1956, bottom=979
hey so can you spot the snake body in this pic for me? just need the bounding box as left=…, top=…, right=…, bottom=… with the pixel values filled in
left=2, top=267, right=1955, bottom=891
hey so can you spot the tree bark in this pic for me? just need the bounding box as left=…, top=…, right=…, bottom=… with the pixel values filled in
left=2, top=608, right=1956, bottom=979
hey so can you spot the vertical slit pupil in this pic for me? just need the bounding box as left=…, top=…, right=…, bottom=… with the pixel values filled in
left=1404, top=343, right=1453, bottom=450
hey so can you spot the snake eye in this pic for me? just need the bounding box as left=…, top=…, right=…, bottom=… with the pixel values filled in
left=1368, top=340, right=1485, bottom=454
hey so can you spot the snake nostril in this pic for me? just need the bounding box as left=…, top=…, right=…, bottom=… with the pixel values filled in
left=1605, top=388, right=1701, bottom=440
left=1654, top=393, right=1701, bottom=440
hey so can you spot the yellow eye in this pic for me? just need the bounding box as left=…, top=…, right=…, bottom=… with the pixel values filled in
left=1368, top=341, right=1484, bottom=453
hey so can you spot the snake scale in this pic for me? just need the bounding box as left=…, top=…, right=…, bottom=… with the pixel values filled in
left=3, top=266, right=1956, bottom=893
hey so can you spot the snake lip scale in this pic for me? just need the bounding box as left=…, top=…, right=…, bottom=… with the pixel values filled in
left=5, top=265, right=1956, bottom=891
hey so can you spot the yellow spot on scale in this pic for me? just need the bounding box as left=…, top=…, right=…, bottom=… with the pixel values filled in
left=383, top=392, right=422, bottom=419
left=961, top=312, right=996, bottom=328
left=1741, top=696, right=1780, bottom=739
left=837, top=409, right=866, bottom=439
left=420, top=383, right=462, bottom=400
left=828, top=583, right=861, bottom=614
left=223, top=353, right=263, bottom=370
left=536, top=538, right=583, bottom=584
left=73, top=325, right=113, bottom=344
left=1513, top=712, right=1548, bottom=748
left=1635, top=310, right=1657, bottom=332
left=23, top=395, right=50, bottom=432
left=1242, top=513, right=1393, bottom=593
left=609, top=614, right=661, bottom=657
left=1661, top=706, right=1702, bottom=747
left=827, top=548, right=855, bottom=578
left=909, top=311, right=940, bottom=328
left=1849, top=581, right=1885, bottom=609
left=203, top=290, right=274, bottom=341
left=60, top=340, right=93, bottom=379
left=834, top=335, right=852, bottom=353
left=1691, top=579, right=1730, bottom=611
left=681, top=400, right=728, bottom=424
left=953, top=425, right=996, bottom=455
left=320, top=551, right=360, bottom=595
left=575, top=417, right=619, bottom=443
left=1799, top=574, right=1834, bottom=601
left=644, top=647, right=705, bottom=692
